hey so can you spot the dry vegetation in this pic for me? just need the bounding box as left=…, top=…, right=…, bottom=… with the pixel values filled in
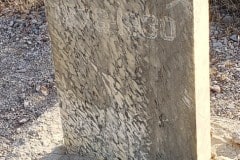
left=0, top=0, right=44, bottom=13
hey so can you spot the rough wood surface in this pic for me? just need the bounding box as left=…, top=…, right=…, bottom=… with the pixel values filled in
left=45, top=0, right=210, bottom=159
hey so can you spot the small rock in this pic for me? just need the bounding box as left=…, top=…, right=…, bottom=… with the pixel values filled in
left=210, top=67, right=218, bottom=76
left=230, top=34, right=239, bottom=42
left=24, top=100, right=30, bottom=107
left=47, top=78, right=54, bottom=83
left=27, top=41, right=32, bottom=45
left=31, top=19, right=38, bottom=24
left=16, top=128, right=21, bottom=134
left=213, top=42, right=223, bottom=48
left=9, top=20, right=14, bottom=27
left=219, top=74, right=230, bottom=82
left=18, top=118, right=29, bottom=124
left=224, top=60, right=234, bottom=68
left=40, top=86, right=49, bottom=96
left=222, top=15, right=234, bottom=24
left=233, top=42, right=238, bottom=47
left=36, top=85, right=41, bottom=92
left=211, top=85, right=221, bottom=93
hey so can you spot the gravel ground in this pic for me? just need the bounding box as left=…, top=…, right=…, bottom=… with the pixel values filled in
left=210, top=20, right=240, bottom=120
left=0, top=6, right=56, bottom=139
left=0, top=4, right=239, bottom=160
left=0, top=6, right=61, bottom=160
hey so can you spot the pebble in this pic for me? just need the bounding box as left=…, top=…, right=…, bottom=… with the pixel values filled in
left=36, top=85, right=41, bottom=92
left=233, top=42, right=238, bottom=47
left=31, top=19, right=37, bottom=24
left=18, top=118, right=29, bottom=124
left=213, top=42, right=223, bottom=48
left=24, top=100, right=30, bottom=107
left=16, top=128, right=21, bottom=134
left=47, top=78, right=54, bottom=83
left=211, top=85, right=221, bottom=93
left=222, top=15, right=234, bottom=24
left=9, top=20, right=14, bottom=27
left=40, top=86, right=49, bottom=96
left=230, top=34, right=238, bottom=42
left=27, top=41, right=32, bottom=45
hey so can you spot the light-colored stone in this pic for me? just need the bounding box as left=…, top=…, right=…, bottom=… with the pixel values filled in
left=11, top=107, right=64, bottom=160
left=40, top=86, right=49, bottom=96
left=45, top=0, right=210, bottom=159
left=18, top=118, right=29, bottom=124
left=211, top=117, right=240, bottom=160
left=36, top=85, right=41, bottom=92
left=211, top=85, right=221, bottom=93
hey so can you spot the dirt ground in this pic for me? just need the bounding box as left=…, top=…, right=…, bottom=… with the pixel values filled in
left=0, top=3, right=239, bottom=160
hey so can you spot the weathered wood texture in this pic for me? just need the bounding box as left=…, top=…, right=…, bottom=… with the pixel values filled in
left=45, top=0, right=210, bottom=159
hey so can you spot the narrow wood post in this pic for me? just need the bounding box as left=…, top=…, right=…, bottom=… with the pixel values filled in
left=45, top=0, right=210, bottom=159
